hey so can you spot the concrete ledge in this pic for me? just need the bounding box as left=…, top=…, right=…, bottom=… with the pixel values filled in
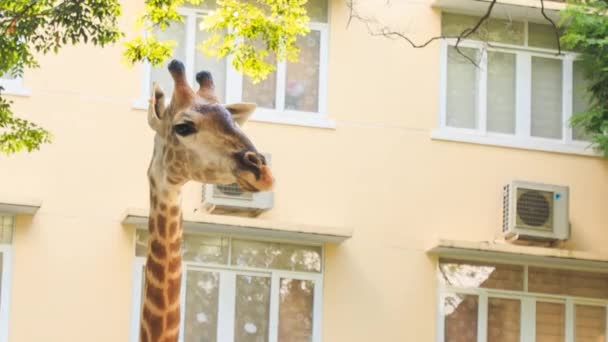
left=433, top=0, right=564, bottom=22
left=0, top=196, right=42, bottom=215
left=428, top=239, right=608, bottom=270
left=121, top=207, right=352, bottom=244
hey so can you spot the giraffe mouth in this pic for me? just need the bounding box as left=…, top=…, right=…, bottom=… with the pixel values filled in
left=236, top=165, right=274, bottom=192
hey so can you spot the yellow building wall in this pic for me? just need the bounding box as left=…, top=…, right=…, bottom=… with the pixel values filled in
left=0, top=0, right=607, bottom=341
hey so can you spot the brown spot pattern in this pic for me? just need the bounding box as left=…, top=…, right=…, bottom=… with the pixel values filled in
left=145, top=283, right=166, bottom=309
left=157, top=214, right=167, bottom=238
left=166, top=307, right=181, bottom=330
left=146, top=257, right=165, bottom=282
left=148, top=217, right=156, bottom=234
left=140, top=326, right=149, bottom=342
left=167, top=276, right=181, bottom=304
left=166, top=149, right=174, bottom=162
left=143, top=306, right=164, bottom=341
left=150, top=239, right=167, bottom=259
left=169, top=222, right=178, bottom=236
left=169, top=238, right=181, bottom=253
left=150, top=195, right=158, bottom=210
left=168, top=257, right=181, bottom=274
left=159, top=202, right=167, bottom=212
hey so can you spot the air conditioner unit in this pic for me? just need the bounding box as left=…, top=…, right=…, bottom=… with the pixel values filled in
left=202, top=154, right=274, bottom=216
left=502, top=181, right=570, bottom=242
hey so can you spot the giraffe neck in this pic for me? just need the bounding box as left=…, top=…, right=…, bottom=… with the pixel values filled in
left=140, top=180, right=183, bottom=342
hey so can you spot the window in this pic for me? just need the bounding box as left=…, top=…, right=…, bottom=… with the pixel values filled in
left=137, top=1, right=333, bottom=129
left=131, top=230, right=323, bottom=342
left=437, top=258, right=608, bottom=342
left=0, top=73, right=29, bottom=97
left=434, top=13, right=595, bottom=155
left=0, top=215, right=14, bottom=342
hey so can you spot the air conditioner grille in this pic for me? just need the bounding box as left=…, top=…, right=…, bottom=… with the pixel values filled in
left=516, top=188, right=553, bottom=231
left=213, top=183, right=254, bottom=200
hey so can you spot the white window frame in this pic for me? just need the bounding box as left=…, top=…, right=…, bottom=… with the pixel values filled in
left=436, top=258, right=608, bottom=342
left=129, top=231, right=324, bottom=342
left=0, top=77, right=30, bottom=97
left=0, top=215, right=15, bottom=342
left=433, top=20, right=598, bottom=157
left=134, top=6, right=334, bottom=129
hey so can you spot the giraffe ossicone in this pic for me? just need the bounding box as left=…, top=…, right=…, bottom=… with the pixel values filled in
left=140, top=59, right=274, bottom=342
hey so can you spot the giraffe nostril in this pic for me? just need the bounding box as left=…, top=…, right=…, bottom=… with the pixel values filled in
left=243, top=151, right=262, bottom=168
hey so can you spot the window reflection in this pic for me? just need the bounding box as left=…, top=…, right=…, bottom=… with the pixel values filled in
left=439, top=259, right=524, bottom=291
left=278, top=278, right=314, bottom=342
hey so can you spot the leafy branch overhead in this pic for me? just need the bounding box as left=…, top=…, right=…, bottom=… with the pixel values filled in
left=123, top=0, right=310, bottom=83
left=347, top=0, right=607, bottom=156
left=560, top=0, right=608, bottom=157
left=0, top=0, right=123, bottom=154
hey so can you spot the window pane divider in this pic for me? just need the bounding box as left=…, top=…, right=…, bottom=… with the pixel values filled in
left=178, top=268, right=188, bottom=342
left=563, top=56, right=574, bottom=145
left=522, top=297, right=535, bottom=342
left=565, top=297, right=575, bottom=342
left=217, top=270, right=236, bottom=341
left=478, top=291, right=488, bottom=342
left=276, top=61, right=287, bottom=111
left=184, top=13, right=197, bottom=86
left=478, top=49, right=488, bottom=134
left=268, top=274, right=280, bottom=342
left=515, top=52, right=531, bottom=139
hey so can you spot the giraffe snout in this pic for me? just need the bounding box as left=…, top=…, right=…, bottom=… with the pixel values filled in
left=236, top=151, right=274, bottom=192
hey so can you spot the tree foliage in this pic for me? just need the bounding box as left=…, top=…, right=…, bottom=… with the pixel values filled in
left=561, top=0, right=608, bottom=157
left=1, top=0, right=310, bottom=154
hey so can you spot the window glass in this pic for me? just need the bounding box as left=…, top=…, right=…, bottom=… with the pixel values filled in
left=439, top=259, right=524, bottom=291
left=529, top=23, right=560, bottom=50
left=183, top=234, right=229, bottom=264
left=0, top=215, right=13, bottom=244
left=536, top=302, right=565, bottom=341
left=444, top=294, right=478, bottom=342
left=231, top=239, right=322, bottom=273
left=575, top=305, right=606, bottom=342
left=278, top=278, right=315, bottom=342
left=487, top=51, right=517, bottom=134
left=305, top=0, right=329, bottom=23
left=150, top=20, right=187, bottom=96
left=528, top=267, right=608, bottom=299
left=446, top=46, right=480, bottom=129
left=488, top=298, right=520, bottom=342
left=572, top=61, right=593, bottom=141
left=195, top=17, right=226, bottom=102
left=242, top=43, right=277, bottom=109
left=234, top=275, right=271, bottom=342
left=531, top=56, right=563, bottom=139
left=285, top=30, right=321, bottom=113
left=184, top=269, right=220, bottom=342
left=441, top=13, right=524, bottom=45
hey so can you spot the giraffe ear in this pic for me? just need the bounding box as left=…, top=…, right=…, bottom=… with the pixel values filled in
left=148, top=83, right=165, bottom=131
left=225, top=103, right=256, bottom=126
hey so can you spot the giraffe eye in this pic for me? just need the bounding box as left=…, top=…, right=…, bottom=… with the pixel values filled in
left=173, top=122, right=197, bottom=137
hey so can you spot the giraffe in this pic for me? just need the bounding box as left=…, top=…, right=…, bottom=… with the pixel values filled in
left=140, top=59, right=274, bottom=342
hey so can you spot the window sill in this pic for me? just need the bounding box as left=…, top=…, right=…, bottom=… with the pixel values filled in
left=250, top=109, right=336, bottom=129
left=431, top=128, right=599, bottom=157
left=132, top=100, right=337, bottom=130
left=0, top=85, right=31, bottom=97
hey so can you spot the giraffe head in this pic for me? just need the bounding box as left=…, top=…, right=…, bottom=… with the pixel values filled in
left=147, top=59, right=273, bottom=192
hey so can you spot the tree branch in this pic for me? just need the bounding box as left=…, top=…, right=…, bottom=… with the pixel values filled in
left=540, top=0, right=562, bottom=55
left=346, top=0, right=562, bottom=65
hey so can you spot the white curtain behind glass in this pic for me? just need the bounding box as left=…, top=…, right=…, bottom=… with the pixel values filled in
left=446, top=46, right=479, bottom=129
left=573, top=61, right=592, bottom=141
left=150, top=20, right=187, bottom=97
left=531, top=56, right=563, bottom=139
left=487, top=51, right=516, bottom=134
